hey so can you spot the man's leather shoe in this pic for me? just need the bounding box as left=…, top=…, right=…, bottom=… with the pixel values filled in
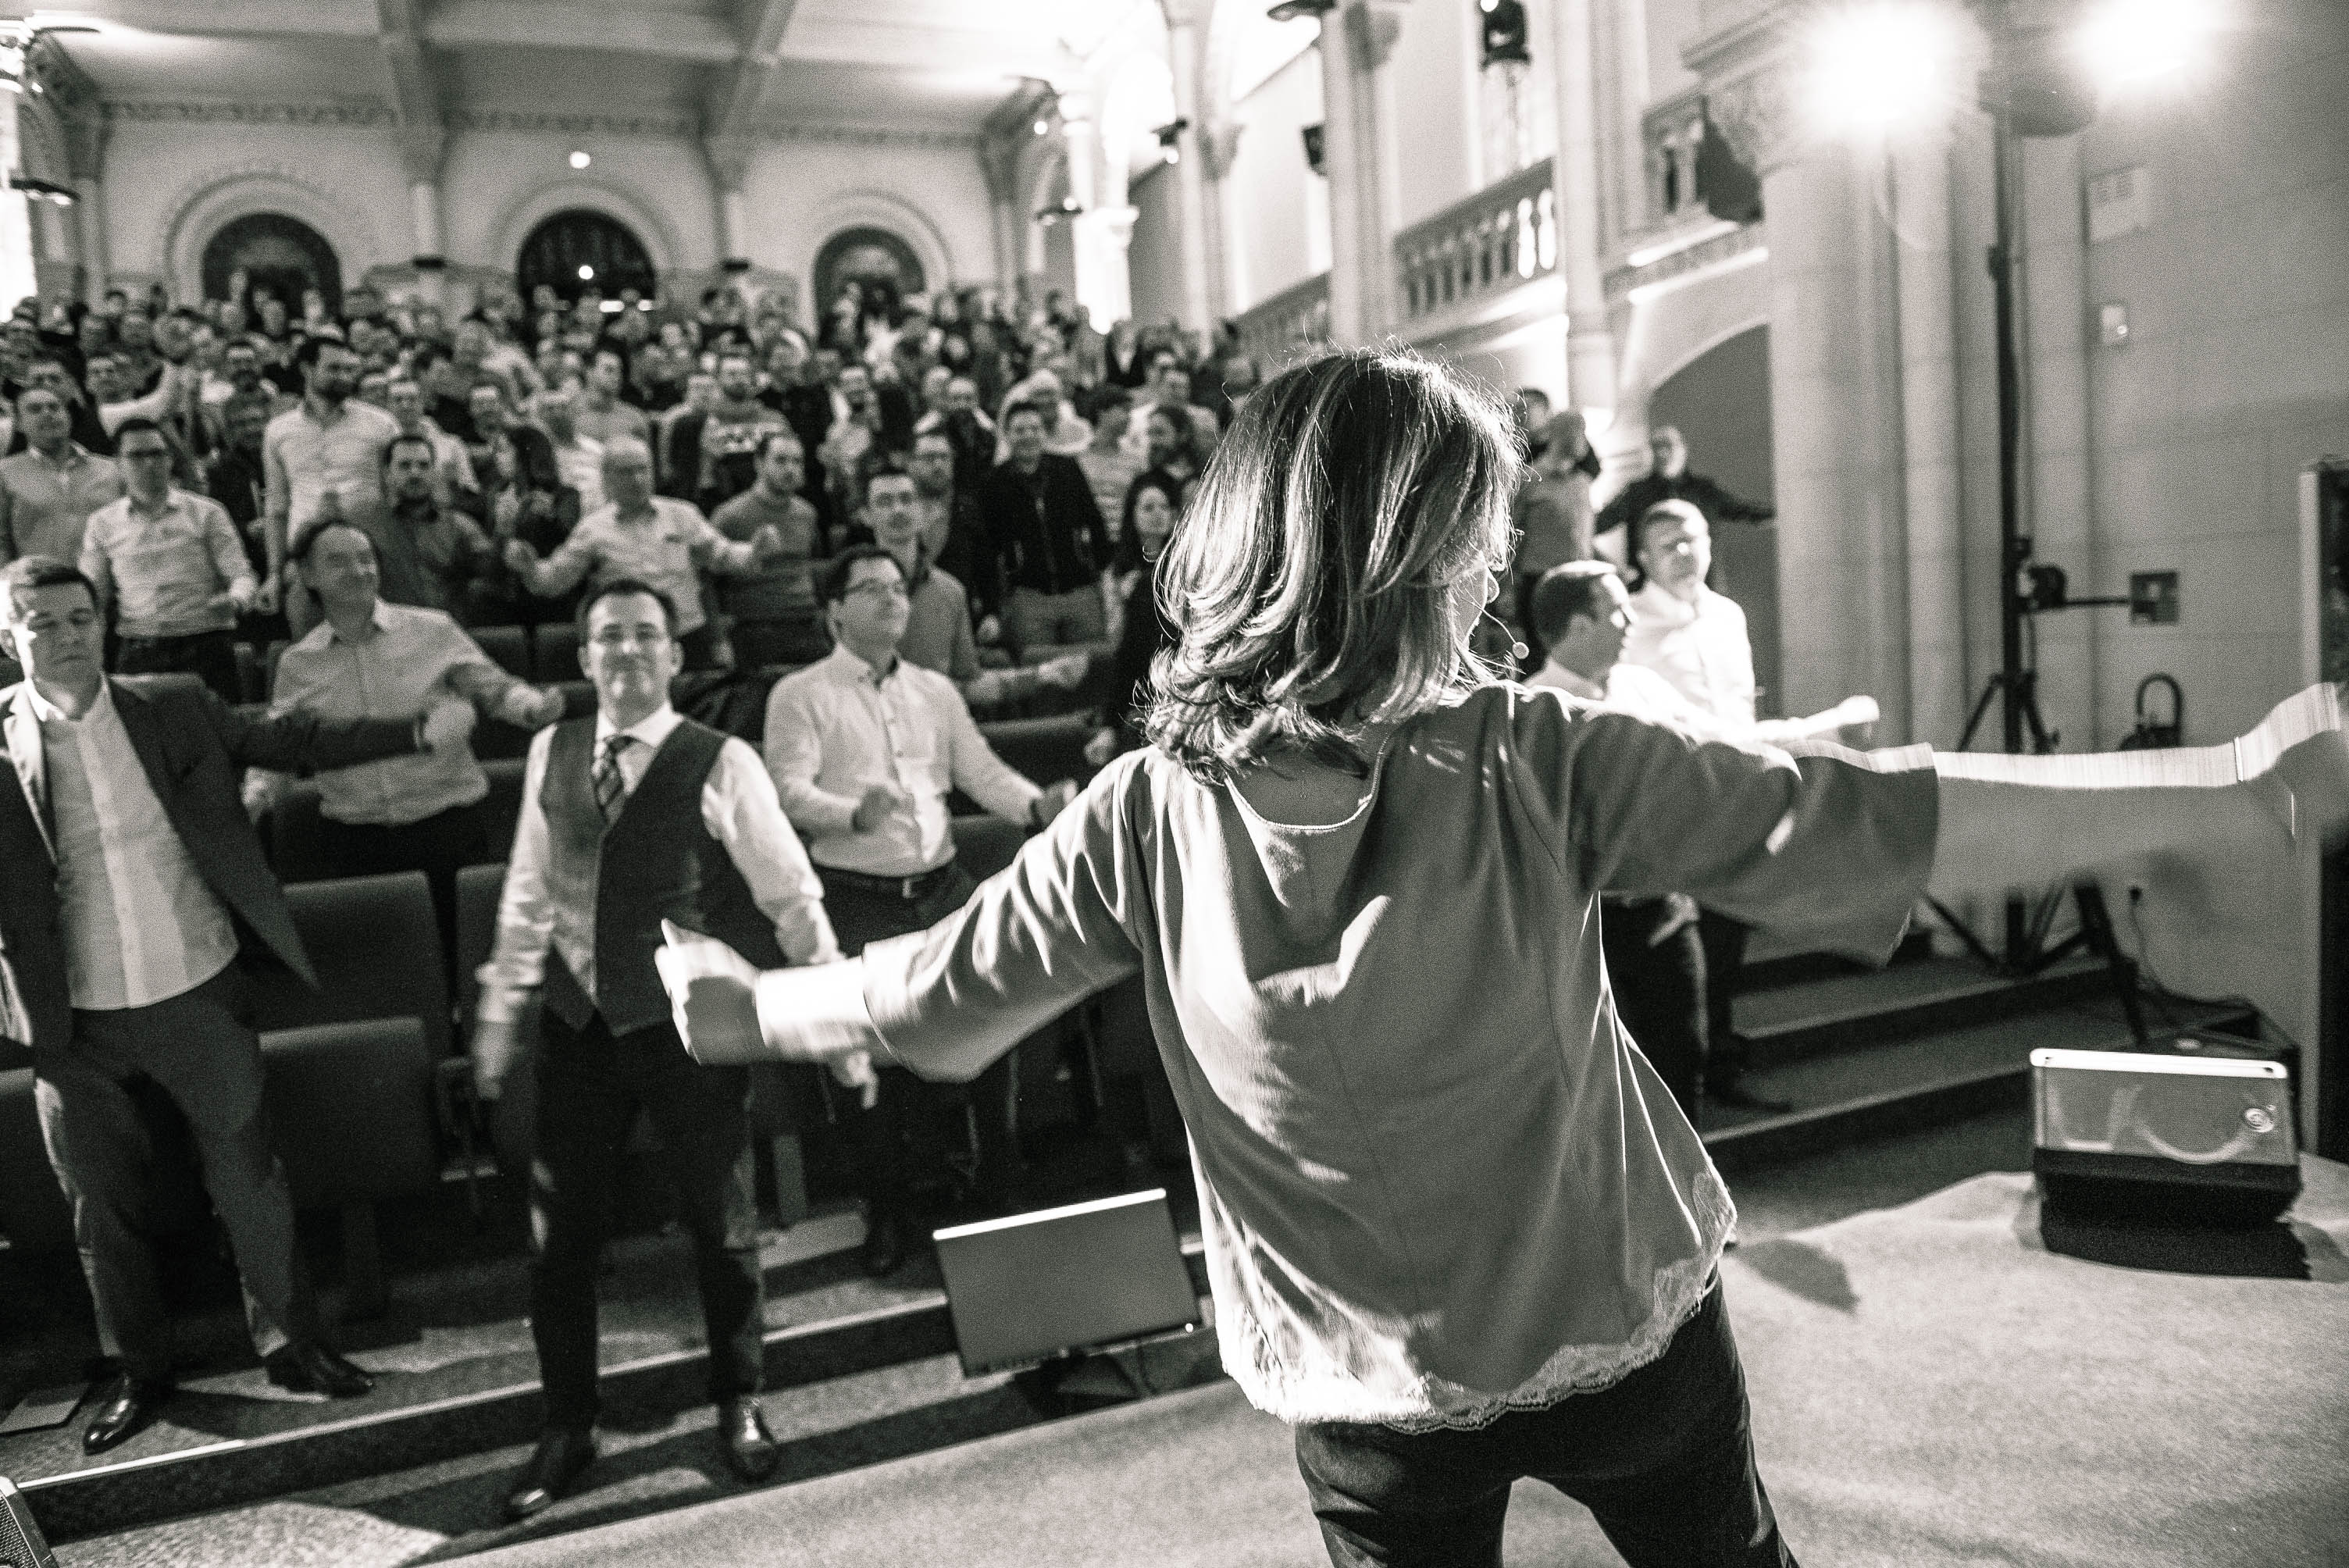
left=503, top=1426, right=596, bottom=1522
left=1706, top=1077, right=1794, bottom=1114
left=82, top=1371, right=173, bottom=1455
left=861, top=1208, right=911, bottom=1277
left=264, top=1341, right=376, bottom=1399
left=718, top=1398, right=782, bottom=1482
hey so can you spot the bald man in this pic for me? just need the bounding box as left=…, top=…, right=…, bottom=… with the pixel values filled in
left=504, top=436, right=784, bottom=670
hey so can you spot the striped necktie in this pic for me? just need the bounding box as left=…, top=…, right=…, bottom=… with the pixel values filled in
left=593, top=734, right=634, bottom=821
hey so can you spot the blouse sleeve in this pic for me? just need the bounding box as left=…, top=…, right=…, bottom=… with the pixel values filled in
left=859, top=752, right=1149, bottom=1082
left=1508, top=691, right=1938, bottom=961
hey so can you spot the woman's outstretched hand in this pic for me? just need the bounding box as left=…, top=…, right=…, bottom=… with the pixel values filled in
left=657, top=921, right=879, bottom=1105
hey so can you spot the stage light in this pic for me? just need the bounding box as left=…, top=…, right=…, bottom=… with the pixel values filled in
left=1805, top=1, right=1965, bottom=136
left=569, top=149, right=591, bottom=169
left=576, top=263, right=594, bottom=281
left=1033, top=118, right=1050, bottom=136
left=2075, top=0, right=2217, bottom=91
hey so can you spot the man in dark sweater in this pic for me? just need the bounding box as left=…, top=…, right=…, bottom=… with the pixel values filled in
left=1593, top=426, right=1773, bottom=560
left=469, top=577, right=841, bottom=1523
left=972, top=399, right=1112, bottom=657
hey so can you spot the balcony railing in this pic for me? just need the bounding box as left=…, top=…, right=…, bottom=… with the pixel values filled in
left=1232, top=269, right=1331, bottom=369
left=1393, top=157, right=1556, bottom=323
left=1641, top=88, right=1710, bottom=228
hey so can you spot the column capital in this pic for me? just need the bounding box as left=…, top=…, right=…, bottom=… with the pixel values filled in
left=1681, top=2, right=1805, bottom=175
left=1340, top=0, right=1412, bottom=77
left=702, top=133, right=754, bottom=192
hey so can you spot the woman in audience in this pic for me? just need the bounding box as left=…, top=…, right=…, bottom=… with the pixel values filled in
left=1087, top=470, right=1183, bottom=766
left=657, top=347, right=2347, bottom=1568
left=1133, top=403, right=1205, bottom=508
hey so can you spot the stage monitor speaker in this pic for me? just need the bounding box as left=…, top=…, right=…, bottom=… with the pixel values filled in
left=2032, top=1046, right=2300, bottom=1227
left=0, top=1477, right=57, bottom=1568
left=932, top=1189, right=1199, bottom=1377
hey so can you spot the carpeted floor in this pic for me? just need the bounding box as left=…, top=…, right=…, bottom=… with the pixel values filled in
left=458, top=1160, right=2349, bottom=1568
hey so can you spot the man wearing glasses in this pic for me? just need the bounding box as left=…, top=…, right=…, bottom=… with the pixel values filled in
left=77, top=418, right=255, bottom=703
left=763, top=545, right=1078, bottom=1275
left=469, top=577, right=840, bottom=1522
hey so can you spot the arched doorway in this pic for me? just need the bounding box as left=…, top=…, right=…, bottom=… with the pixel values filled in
left=516, top=209, right=657, bottom=302
left=201, top=212, right=344, bottom=316
left=811, top=227, right=925, bottom=326
left=1649, top=324, right=1779, bottom=714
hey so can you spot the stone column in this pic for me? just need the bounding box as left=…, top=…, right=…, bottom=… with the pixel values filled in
left=1160, top=0, right=1218, bottom=335
left=1549, top=0, right=1616, bottom=415
left=401, top=130, right=448, bottom=306
left=1060, top=89, right=1136, bottom=330
left=978, top=134, right=1025, bottom=294
left=61, top=111, right=109, bottom=301
left=1891, top=122, right=1969, bottom=749
left=704, top=134, right=754, bottom=300
left=0, top=66, right=35, bottom=312
left=1697, top=12, right=1916, bottom=736
left=2018, top=131, right=2098, bottom=750
left=1316, top=1, right=1410, bottom=344
left=1200, top=122, right=1244, bottom=323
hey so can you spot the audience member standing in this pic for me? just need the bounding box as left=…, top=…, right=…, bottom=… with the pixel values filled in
left=690, top=351, right=788, bottom=516
left=1509, top=409, right=1598, bottom=665
left=261, top=336, right=399, bottom=625
left=575, top=349, right=651, bottom=451
left=906, top=428, right=985, bottom=593
left=974, top=400, right=1113, bottom=657
left=1076, top=387, right=1145, bottom=538
left=536, top=383, right=606, bottom=517
left=79, top=419, right=255, bottom=702
left=269, top=519, right=565, bottom=966
left=709, top=431, right=829, bottom=669
left=471, top=577, right=839, bottom=1521
left=1120, top=349, right=1221, bottom=465
left=1595, top=426, right=1773, bottom=564
left=362, top=434, right=499, bottom=622
left=1622, top=501, right=1773, bottom=1111
left=504, top=437, right=784, bottom=671
left=763, top=546, right=1075, bottom=1273
left=1, top=554, right=471, bottom=1455
left=0, top=383, right=122, bottom=565
left=383, top=376, right=478, bottom=504
left=1085, top=471, right=1182, bottom=767
left=857, top=463, right=1084, bottom=713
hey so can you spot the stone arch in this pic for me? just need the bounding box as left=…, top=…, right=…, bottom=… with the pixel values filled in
left=802, top=190, right=954, bottom=299
left=159, top=166, right=387, bottom=304
left=484, top=177, right=680, bottom=280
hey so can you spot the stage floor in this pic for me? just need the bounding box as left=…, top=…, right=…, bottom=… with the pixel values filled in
left=456, top=1160, right=2349, bottom=1568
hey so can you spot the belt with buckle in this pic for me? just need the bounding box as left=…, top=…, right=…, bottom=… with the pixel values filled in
left=818, top=861, right=958, bottom=901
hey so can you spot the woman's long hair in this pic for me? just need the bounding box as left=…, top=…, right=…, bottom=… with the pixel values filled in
left=1142, top=348, right=1519, bottom=782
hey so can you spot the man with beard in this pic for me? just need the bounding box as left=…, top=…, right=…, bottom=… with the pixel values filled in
left=260, top=337, right=399, bottom=629
left=685, top=350, right=786, bottom=516
left=361, top=433, right=500, bottom=623
left=576, top=349, right=650, bottom=451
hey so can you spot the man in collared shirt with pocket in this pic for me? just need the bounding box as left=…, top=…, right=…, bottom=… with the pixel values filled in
left=469, top=576, right=839, bottom=1523
left=80, top=418, right=255, bottom=704
left=0, top=383, right=122, bottom=566
left=504, top=436, right=783, bottom=672
left=763, top=543, right=1075, bottom=1274
left=266, top=518, right=566, bottom=971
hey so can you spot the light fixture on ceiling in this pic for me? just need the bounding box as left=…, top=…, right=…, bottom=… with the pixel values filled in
left=576, top=263, right=595, bottom=281
left=1033, top=117, right=1050, bottom=136
left=569, top=149, right=592, bottom=169
left=1154, top=119, right=1189, bottom=166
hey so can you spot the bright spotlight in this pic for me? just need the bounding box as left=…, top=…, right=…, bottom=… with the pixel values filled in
left=2075, top=0, right=2217, bottom=90
left=568, top=149, right=591, bottom=169
left=576, top=263, right=594, bottom=281
left=1033, top=118, right=1050, bottom=136
left=1806, top=1, right=1965, bottom=136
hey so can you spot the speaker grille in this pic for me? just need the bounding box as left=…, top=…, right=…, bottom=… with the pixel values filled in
left=0, top=1480, right=56, bottom=1568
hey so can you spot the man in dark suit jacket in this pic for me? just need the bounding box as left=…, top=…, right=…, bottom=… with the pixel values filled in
left=0, top=554, right=476, bottom=1454
left=971, top=398, right=1113, bottom=659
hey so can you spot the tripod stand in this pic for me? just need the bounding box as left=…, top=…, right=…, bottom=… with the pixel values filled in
left=1930, top=657, right=2151, bottom=1046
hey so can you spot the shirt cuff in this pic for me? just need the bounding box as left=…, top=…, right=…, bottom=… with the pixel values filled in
left=754, top=960, right=879, bottom=1062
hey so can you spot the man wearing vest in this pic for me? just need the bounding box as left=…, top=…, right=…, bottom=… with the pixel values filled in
left=470, top=576, right=841, bottom=1523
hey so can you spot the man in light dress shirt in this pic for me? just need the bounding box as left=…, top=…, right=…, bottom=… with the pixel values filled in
left=262, top=337, right=400, bottom=627
left=2, top=554, right=476, bottom=1455
left=0, top=383, right=122, bottom=566
left=266, top=518, right=566, bottom=971
left=470, top=577, right=842, bottom=1522
left=763, top=544, right=1076, bottom=1275
left=504, top=436, right=785, bottom=671
left=80, top=419, right=255, bottom=704
left=1616, top=504, right=1879, bottom=1111
left=535, top=382, right=606, bottom=516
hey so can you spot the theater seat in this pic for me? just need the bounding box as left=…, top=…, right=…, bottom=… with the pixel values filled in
left=248, top=871, right=452, bottom=1059
left=977, top=714, right=1096, bottom=789
left=482, top=758, right=526, bottom=861
left=453, top=861, right=505, bottom=1031
left=471, top=624, right=529, bottom=679
left=265, top=781, right=336, bottom=883
left=531, top=622, right=581, bottom=682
